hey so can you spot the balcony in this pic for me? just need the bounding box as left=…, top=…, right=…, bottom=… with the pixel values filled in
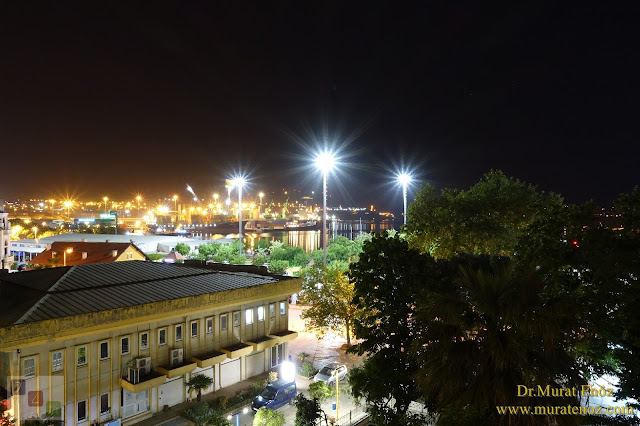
left=268, top=330, right=298, bottom=343
left=119, top=372, right=167, bottom=393
left=246, top=335, right=277, bottom=351
left=156, top=361, right=198, bottom=379
left=220, top=342, right=253, bottom=359
left=192, top=351, right=228, bottom=368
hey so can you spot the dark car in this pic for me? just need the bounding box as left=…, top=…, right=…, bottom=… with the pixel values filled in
left=251, top=379, right=297, bottom=412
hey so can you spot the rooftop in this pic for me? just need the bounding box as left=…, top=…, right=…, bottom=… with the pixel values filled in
left=0, top=261, right=288, bottom=327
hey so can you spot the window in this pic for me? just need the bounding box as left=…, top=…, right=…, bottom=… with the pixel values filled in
left=206, top=318, right=213, bottom=334
left=100, top=341, right=110, bottom=360
left=100, top=393, right=110, bottom=414
left=233, top=312, right=240, bottom=328
left=245, top=308, right=254, bottom=325
left=269, top=304, right=275, bottom=318
left=158, top=328, right=167, bottom=345
left=121, top=337, right=130, bottom=355
left=220, top=314, right=228, bottom=331
left=140, top=332, right=149, bottom=350
left=23, top=357, right=36, bottom=378
left=191, top=321, right=198, bottom=337
left=175, top=324, right=183, bottom=342
left=52, top=351, right=63, bottom=372
left=257, top=306, right=265, bottom=322
left=77, top=346, right=87, bottom=366
left=280, top=302, right=286, bottom=315
left=77, top=400, right=87, bottom=422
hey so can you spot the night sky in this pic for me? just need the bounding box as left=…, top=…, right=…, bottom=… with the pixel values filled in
left=1, top=2, right=637, bottom=212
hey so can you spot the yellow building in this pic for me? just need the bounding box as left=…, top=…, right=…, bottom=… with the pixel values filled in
left=0, top=261, right=300, bottom=425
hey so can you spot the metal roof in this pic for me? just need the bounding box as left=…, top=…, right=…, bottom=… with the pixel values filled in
left=0, top=261, right=280, bottom=326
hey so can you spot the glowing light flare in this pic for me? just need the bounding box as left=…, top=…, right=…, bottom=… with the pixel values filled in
left=397, top=173, right=412, bottom=186
left=280, top=361, right=296, bottom=382
left=314, top=151, right=336, bottom=174
left=231, top=176, right=246, bottom=188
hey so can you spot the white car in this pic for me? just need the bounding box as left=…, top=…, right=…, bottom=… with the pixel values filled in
left=313, top=363, right=348, bottom=385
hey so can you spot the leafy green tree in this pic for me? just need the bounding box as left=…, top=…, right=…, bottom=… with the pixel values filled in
left=406, top=170, right=563, bottom=259
left=294, top=394, right=322, bottom=426
left=301, top=267, right=360, bottom=345
left=615, top=185, right=640, bottom=230
left=348, top=232, right=434, bottom=419
left=186, top=374, right=213, bottom=402
left=174, top=242, right=191, bottom=256
left=308, top=381, right=334, bottom=404
left=252, top=407, right=285, bottom=426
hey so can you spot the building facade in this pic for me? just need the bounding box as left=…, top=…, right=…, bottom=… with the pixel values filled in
left=0, top=261, right=300, bottom=425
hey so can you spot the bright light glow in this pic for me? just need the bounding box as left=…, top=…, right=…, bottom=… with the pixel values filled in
left=63, top=200, right=73, bottom=208
left=314, top=151, right=336, bottom=174
left=231, top=176, right=246, bottom=188
left=397, top=173, right=412, bottom=186
left=242, top=407, right=248, bottom=414
left=259, top=192, right=264, bottom=198
left=281, top=360, right=296, bottom=382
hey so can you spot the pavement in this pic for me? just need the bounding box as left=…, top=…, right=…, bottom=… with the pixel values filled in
left=135, top=304, right=367, bottom=426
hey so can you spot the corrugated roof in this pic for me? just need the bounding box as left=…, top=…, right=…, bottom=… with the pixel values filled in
left=0, top=261, right=280, bottom=326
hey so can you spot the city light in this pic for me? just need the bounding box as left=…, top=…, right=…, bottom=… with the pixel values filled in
left=314, top=150, right=337, bottom=266
left=231, top=176, right=247, bottom=256
left=396, top=172, right=413, bottom=225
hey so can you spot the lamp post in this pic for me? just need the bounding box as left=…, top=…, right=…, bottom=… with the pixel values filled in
left=259, top=192, right=264, bottom=216
left=314, top=151, right=335, bottom=267
left=136, top=195, right=142, bottom=218
left=63, top=248, right=73, bottom=267
left=397, top=173, right=412, bottom=225
left=232, top=177, right=246, bottom=256
left=32, top=226, right=38, bottom=244
left=103, top=197, right=108, bottom=213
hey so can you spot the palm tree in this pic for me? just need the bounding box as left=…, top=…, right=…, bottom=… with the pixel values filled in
left=186, top=374, right=214, bottom=402
left=413, top=259, right=584, bottom=425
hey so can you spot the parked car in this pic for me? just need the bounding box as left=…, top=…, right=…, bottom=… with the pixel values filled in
left=251, top=379, right=297, bottom=411
left=313, top=362, right=348, bottom=385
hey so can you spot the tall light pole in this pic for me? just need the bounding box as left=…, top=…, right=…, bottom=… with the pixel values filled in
left=259, top=192, right=264, bottom=216
left=232, top=177, right=246, bottom=256
left=397, top=173, right=412, bottom=225
left=136, top=195, right=142, bottom=218
left=314, top=151, right=335, bottom=267
left=32, top=226, right=38, bottom=244
left=63, top=248, right=73, bottom=267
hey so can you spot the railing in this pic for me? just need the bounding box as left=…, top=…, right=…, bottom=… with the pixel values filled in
left=315, top=407, right=368, bottom=426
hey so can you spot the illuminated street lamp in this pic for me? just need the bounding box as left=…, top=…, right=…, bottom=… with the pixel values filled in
left=172, top=195, right=179, bottom=222
left=397, top=173, right=412, bottom=225
left=63, top=248, right=73, bottom=267
left=32, top=226, right=38, bottom=243
left=136, top=195, right=142, bottom=218
left=103, top=196, right=108, bottom=213
left=314, top=150, right=336, bottom=266
left=63, top=200, right=73, bottom=220
left=259, top=192, right=264, bottom=216
left=232, top=177, right=246, bottom=256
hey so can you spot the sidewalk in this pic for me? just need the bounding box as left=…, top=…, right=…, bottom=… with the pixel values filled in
left=135, top=372, right=269, bottom=426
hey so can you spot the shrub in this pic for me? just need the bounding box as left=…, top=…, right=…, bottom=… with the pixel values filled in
left=253, top=407, right=285, bottom=426
left=182, top=401, right=215, bottom=425
left=268, top=260, right=289, bottom=274
left=250, top=379, right=267, bottom=396
left=297, top=352, right=310, bottom=363
left=268, top=371, right=278, bottom=383
left=253, top=254, right=268, bottom=266
left=298, top=361, right=317, bottom=377
left=215, top=395, right=228, bottom=410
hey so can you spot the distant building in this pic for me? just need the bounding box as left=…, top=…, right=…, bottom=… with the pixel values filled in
left=0, top=261, right=300, bottom=425
left=0, top=208, right=14, bottom=271
left=28, top=241, right=149, bottom=268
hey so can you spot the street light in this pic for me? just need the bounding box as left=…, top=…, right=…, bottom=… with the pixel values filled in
left=63, top=200, right=73, bottom=220
left=232, top=177, right=246, bottom=256
left=314, top=150, right=336, bottom=266
left=259, top=192, right=264, bottom=216
left=103, top=196, right=108, bottom=213
left=32, top=226, right=38, bottom=243
left=63, top=248, right=73, bottom=267
left=136, top=195, right=142, bottom=218
left=172, top=195, right=178, bottom=222
left=397, top=173, right=412, bottom=225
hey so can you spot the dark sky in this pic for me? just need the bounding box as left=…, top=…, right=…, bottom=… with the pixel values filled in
left=1, top=2, right=637, bottom=212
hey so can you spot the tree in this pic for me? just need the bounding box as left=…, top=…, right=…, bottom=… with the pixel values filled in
left=308, top=381, right=335, bottom=404
left=413, top=258, right=584, bottom=425
left=253, top=407, right=285, bottom=426
left=405, top=170, right=563, bottom=259
left=294, top=394, right=322, bottom=426
left=615, top=185, right=640, bottom=230
left=348, top=232, right=435, bottom=419
left=186, top=374, right=213, bottom=402
left=300, top=267, right=360, bottom=345
left=174, top=242, right=191, bottom=256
